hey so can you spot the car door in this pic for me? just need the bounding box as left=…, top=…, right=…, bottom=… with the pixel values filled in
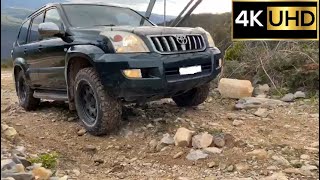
left=13, top=19, right=39, bottom=86
left=24, top=11, right=44, bottom=87
left=25, top=11, right=45, bottom=88
left=35, top=7, right=68, bottom=90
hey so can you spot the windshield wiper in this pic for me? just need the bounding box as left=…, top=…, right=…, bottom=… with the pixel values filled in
left=94, top=24, right=116, bottom=27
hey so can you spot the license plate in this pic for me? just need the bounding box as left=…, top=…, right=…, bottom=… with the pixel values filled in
left=179, top=65, right=202, bottom=75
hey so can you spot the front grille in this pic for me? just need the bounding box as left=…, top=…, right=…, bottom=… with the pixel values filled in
left=148, top=34, right=206, bottom=54
left=165, top=62, right=212, bottom=82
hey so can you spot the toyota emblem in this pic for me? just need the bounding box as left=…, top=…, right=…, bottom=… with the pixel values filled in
left=176, top=35, right=188, bottom=45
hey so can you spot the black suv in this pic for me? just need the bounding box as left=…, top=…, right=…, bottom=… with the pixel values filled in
left=12, top=3, right=222, bottom=135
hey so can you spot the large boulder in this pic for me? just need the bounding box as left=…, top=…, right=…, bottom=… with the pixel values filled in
left=218, top=78, right=254, bottom=99
left=174, top=128, right=195, bottom=147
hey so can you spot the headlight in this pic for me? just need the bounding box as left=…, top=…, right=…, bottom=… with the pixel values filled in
left=100, top=31, right=149, bottom=53
left=205, top=31, right=215, bottom=48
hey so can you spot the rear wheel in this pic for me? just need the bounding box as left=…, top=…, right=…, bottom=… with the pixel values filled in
left=16, top=71, right=40, bottom=111
left=74, top=67, right=122, bottom=136
left=172, top=83, right=210, bottom=107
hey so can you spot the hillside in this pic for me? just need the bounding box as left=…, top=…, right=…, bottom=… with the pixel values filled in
left=1, top=7, right=33, bottom=20
left=1, top=14, right=22, bottom=59
left=1, top=0, right=65, bottom=10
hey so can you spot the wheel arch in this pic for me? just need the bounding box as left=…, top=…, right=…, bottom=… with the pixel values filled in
left=65, top=45, right=104, bottom=110
left=13, top=58, right=28, bottom=85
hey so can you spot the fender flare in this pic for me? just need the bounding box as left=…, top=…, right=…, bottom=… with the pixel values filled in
left=13, top=58, right=30, bottom=84
left=64, top=45, right=105, bottom=109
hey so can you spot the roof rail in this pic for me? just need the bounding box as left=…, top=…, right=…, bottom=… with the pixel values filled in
left=27, top=3, right=55, bottom=18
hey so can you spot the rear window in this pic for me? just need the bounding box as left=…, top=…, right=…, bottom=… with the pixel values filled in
left=17, top=19, right=30, bottom=45
left=29, top=12, right=44, bottom=42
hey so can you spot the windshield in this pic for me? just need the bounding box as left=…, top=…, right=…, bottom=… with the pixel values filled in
left=62, top=4, right=154, bottom=27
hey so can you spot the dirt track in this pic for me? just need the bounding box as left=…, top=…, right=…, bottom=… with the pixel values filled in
left=1, top=70, right=319, bottom=180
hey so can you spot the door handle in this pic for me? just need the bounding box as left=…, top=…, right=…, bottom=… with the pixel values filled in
left=38, top=45, right=43, bottom=52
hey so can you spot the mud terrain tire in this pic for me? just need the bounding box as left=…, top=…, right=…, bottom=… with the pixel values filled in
left=172, top=83, right=210, bottom=107
left=16, top=71, right=40, bottom=111
left=74, top=67, right=122, bottom=136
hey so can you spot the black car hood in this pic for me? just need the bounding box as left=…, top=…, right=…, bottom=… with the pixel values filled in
left=70, top=26, right=206, bottom=37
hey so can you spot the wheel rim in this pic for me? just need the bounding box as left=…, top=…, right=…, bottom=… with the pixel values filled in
left=18, top=77, right=27, bottom=103
left=78, top=80, right=98, bottom=125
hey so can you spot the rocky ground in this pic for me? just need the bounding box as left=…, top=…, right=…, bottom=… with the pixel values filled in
left=1, top=70, right=319, bottom=180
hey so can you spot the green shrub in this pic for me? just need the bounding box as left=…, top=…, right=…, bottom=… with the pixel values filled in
left=224, top=42, right=245, bottom=61
left=222, top=41, right=319, bottom=93
left=29, top=152, right=59, bottom=169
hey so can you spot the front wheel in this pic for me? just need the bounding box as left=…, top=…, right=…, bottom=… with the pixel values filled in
left=172, top=83, right=210, bottom=107
left=16, top=71, right=40, bottom=111
left=74, top=67, right=122, bottom=136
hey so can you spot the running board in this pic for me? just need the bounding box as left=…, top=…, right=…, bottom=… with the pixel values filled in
left=33, top=90, right=68, bottom=101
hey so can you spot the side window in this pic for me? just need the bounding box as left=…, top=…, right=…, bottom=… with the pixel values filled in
left=29, top=13, right=44, bottom=43
left=17, top=19, right=30, bottom=45
left=45, top=8, right=63, bottom=29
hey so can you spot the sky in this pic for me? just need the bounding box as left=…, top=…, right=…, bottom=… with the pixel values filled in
left=67, top=0, right=232, bottom=16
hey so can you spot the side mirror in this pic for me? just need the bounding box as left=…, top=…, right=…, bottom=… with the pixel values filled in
left=38, top=22, right=64, bottom=38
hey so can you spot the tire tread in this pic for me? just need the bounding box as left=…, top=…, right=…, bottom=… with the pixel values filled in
left=75, top=67, right=121, bottom=136
left=17, top=71, right=40, bottom=111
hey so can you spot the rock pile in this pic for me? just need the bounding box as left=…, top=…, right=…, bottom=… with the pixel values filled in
left=173, top=127, right=228, bottom=161
left=147, top=127, right=229, bottom=161
left=1, top=123, right=67, bottom=180
left=281, top=91, right=307, bottom=102
left=1, top=147, right=65, bottom=180
left=217, top=80, right=308, bottom=109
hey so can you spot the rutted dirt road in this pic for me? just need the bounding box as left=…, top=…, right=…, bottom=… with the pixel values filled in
left=1, top=70, right=319, bottom=180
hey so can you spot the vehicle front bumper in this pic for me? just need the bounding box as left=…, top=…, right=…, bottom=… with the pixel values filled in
left=94, top=48, right=222, bottom=102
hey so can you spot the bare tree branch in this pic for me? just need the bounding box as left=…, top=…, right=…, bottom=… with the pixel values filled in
left=259, top=57, right=282, bottom=96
